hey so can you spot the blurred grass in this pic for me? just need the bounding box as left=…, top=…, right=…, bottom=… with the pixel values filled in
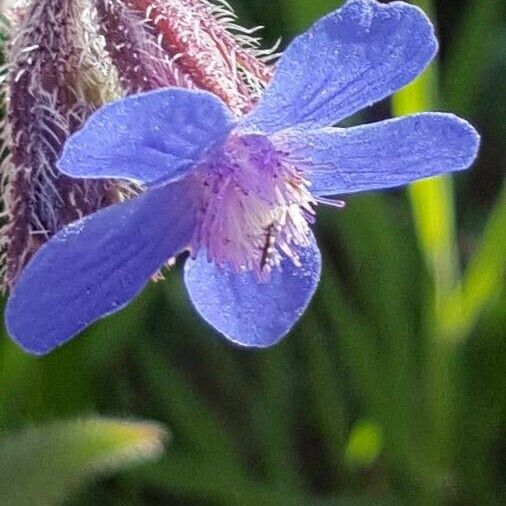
left=0, top=418, right=166, bottom=506
left=0, top=0, right=505, bottom=505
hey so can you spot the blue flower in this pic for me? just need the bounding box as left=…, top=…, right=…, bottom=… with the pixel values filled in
left=5, top=0, right=479, bottom=355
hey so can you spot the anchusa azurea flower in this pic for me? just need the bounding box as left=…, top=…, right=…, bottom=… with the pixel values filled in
left=0, top=0, right=270, bottom=289
left=5, top=0, right=480, bottom=355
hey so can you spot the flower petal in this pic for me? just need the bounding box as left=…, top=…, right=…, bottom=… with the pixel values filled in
left=277, top=113, right=480, bottom=195
left=58, top=88, right=236, bottom=185
left=184, top=234, right=321, bottom=347
left=241, top=0, right=436, bottom=133
left=5, top=181, right=196, bottom=355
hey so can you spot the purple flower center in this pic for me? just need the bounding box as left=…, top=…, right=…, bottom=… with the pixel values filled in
left=190, top=133, right=315, bottom=278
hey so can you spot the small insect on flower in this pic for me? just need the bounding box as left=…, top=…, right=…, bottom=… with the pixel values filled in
left=5, top=0, right=480, bottom=355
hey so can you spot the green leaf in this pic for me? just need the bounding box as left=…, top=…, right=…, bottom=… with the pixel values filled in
left=440, top=184, right=506, bottom=339
left=0, top=417, right=167, bottom=506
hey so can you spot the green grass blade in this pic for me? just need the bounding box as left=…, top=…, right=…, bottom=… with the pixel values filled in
left=249, top=343, right=302, bottom=492
left=392, top=61, right=460, bottom=303
left=137, top=343, right=242, bottom=471
left=440, top=184, right=506, bottom=339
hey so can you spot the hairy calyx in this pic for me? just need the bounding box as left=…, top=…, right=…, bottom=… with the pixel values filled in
left=191, top=134, right=315, bottom=278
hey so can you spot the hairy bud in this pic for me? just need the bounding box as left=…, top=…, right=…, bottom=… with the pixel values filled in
left=96, top=0, right=273, bottom=111
left=0, top=0, right=124, bottom=289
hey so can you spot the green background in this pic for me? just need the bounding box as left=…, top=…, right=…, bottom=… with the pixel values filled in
left=1, top=0, right=505, bottom=504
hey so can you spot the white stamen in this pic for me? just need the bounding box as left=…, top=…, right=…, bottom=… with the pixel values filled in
left=191, top=133, right=316, bottom=278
